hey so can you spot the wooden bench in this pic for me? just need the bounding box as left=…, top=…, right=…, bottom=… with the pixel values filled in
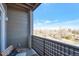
left=0, top=45, right=38, bottom=56
left=0, top=45, right=18, bottom=56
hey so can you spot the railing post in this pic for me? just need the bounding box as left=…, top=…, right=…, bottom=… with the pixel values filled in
left=43, top=39, right=45, bottom=55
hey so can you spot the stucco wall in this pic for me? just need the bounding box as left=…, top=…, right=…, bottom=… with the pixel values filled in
left=7, top=6, right=30, bottom=48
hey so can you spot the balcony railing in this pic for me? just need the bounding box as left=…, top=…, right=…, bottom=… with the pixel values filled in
left=32, top=35, right=79, bottom=56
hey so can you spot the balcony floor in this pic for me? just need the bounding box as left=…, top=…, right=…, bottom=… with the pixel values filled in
left=16, top=48, right=38, bottom=56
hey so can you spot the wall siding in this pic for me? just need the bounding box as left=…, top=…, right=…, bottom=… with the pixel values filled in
left=7, top=6, right=30, bottom=48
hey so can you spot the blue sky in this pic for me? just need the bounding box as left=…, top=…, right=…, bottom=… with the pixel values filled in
left=33, top=3, right=79, bottom=30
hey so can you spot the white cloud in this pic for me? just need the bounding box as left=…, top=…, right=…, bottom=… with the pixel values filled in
left=53, top=19, right=79, bottom=25
left=53, top=19, right=59, bottom=22
left=64, top=19, right=79, bottom=24
left=44, top=20, right=51, bottom=24
left=37, top=23, right=42, bottom=25
left=44, top=19, right=59, bottom=24
left=34, top=19, right=79, bottom=30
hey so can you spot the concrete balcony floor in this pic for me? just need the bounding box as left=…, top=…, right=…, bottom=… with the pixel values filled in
left=16, top=48, right=38, bottom=56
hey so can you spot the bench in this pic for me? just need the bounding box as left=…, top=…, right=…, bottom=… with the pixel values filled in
left=0, top=45, right=38, bottom=56
left=0, top=45, right=18, bottom=56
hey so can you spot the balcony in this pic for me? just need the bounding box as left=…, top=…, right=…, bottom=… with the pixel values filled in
left=0, top=3, right=79, bottom=56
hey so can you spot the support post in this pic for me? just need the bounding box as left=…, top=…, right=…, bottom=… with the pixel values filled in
left=0, top=4, right=6, bottom=51
left=28, top=10, right=33, bottom=49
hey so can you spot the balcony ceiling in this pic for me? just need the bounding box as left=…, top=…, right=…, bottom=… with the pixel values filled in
left=6, top=3, right=40, bottom=11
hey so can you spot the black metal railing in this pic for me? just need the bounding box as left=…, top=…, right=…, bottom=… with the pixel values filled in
left=32, top=35, right=79, bottom=56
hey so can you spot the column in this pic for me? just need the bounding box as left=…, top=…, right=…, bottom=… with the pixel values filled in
left=28, top=10, right=33, bottom=49
left=0, top=4, right=6, bottom=51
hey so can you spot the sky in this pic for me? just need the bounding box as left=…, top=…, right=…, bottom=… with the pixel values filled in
left=33, top=3, right=79, bottom=30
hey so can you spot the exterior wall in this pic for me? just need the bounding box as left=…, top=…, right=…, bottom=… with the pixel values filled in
left=7, top=6, right=30, bottom=48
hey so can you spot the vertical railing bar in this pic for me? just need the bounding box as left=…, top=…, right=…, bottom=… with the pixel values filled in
left=43, top=39, right=45, bottom=55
